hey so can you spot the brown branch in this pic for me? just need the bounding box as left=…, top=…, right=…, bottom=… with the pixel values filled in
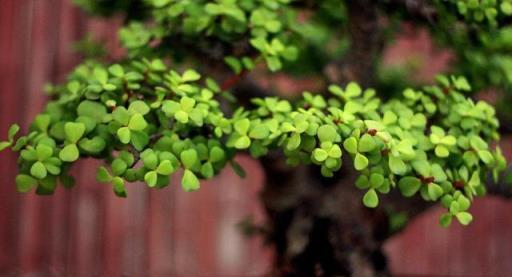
left=221, top=70, right=248, bottom=91
left=486, top=166, right=512, bottom=199
left=379, top=0, right=437, bottom=22
left=324, top=0, right=383, bottom=87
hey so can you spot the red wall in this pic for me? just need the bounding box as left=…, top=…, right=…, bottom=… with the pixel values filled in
left=1, top=1, right=511, bottom=276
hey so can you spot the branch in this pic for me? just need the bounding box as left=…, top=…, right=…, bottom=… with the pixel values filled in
left=379, top=0, right=437, bottom=22
left=230, top=77, right=274, bottom=106
left=486, top=166, right=512, bottom=199
left=324, top=0, right=382, bottom=87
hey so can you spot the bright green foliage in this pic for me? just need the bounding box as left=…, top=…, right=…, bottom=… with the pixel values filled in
left=110, top=0, right=301, bottom=72
left=435, top=0, right=512, bottom=26
left=0, top=63, right=505, bottom=226
left=0, top=124, right=20, bottom=151
left=0, top=0, right=508, bottom=228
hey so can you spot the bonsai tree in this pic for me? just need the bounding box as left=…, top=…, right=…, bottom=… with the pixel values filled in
left=2, top=0, right=512, bottom=275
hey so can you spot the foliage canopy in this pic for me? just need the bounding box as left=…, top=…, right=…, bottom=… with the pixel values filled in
left=1, top=0, right=511, bottom=227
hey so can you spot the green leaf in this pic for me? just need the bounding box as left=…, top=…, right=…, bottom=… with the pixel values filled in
left=469, top=135, right=487, bottom=150
left=162, top=100, right=180, bottom=115
left=354, top=153, right=369, bottom=171
left=128, top=114, right=148, bottom=131
left=455, top=212, right=473, bottom=226
left=8, top=124, right=20, bottom=141
left=157, top=160, right=174, bottom=175
left=286, top=133, right=301, bottom=151
left=60, top=175, right=75, bottom=189
left=450, top=201, right=460, bottom=214
left=439, top=213, right=452, bottom=228
left=64, top=122, right=86, bottom=143
left=317, top=125, right=337, bottom=142
left=112, top=158, right=128, bottom=176
left=175, top=110, right=189, bottom=123
left=182, top=69, right=201, bottom=82
left=201, top=162, right=214, bottom=178
left=145, top=171, right=158, bottom=187
left=398, top=176, right=421, bottom=197
left=502, top=2, right=512, bottom=15
left=35, top=144, right=53, bottom=160
left=435, top=145, right=450, bottom=158
left=93, top=67, right=108, bottom=83
left=44, top=162, right=61, bottom=175
left=108, top=64, right=124, bottom=77
left=249, top=124, right=269, bottom=139
left=209, top=146, right=225, bottom=163
left=142, top=150, right=159, bottom=169
left=457, top=195, right=471, bottom=211
left=21, top=148, right=37, bottom=161
left=128, top=100, right=150, bottom=115
left=59, top=144, right=80, bottom=162
left=396, top=140, right=415, bottom=158
left=130, top=130, right=149, bottom=151
left=34, top=114, right=51, bottom=132
left=182, top=169, right=200, bottom=192
left=265, top=56, right=282, bottom=72
left=358, top=134, right=376, bottom=153
left=77, top=100, right=107, bottom=123
left=235, top=136, right=251, bottom=149
left=180, top=96, right=196, bottom=112
left=328, top=145, right=342, bottom=159
left=389, top=156, right=407, bottom=175
left=478, top=150, right=494, bottom=165
left=345, top=82, right=362, bottom=98
left=431, top=164, right=447, bottom=182
left=230, top=160, right=246, bottom=178
left=180, top=149, right=198, bottom=169
left=16, top=174, right=38, bottom=192
left=31, top=161, right=47, bottom=179
left=37, top=176, right=56, bottom=194
left=313, top=148, right=328, bottom=162
left=79, top=137, right=106, bottom=153
left=224, top=56, right=242, bottom=74
left=234, top=119, right=251, bottom=135
left=343, top=137, right=358, bottom=154
left=0, top=141, right=12, bottom=151
left=112, top=177, right=127, bottom=197
left=113, top=107, right=131, bottom=125
left=363, top=189, right=379, bottom=208
left=355, top=175, right=370, bottom=189
left=370, top=173, right=384, bottom=189
left=427, top=183, right=444, bottom=200
left=96, top=166, right=112, bottom=183
left=12, top=136, right=28, bottom=151
left=117, top=127, right=131, bottom=144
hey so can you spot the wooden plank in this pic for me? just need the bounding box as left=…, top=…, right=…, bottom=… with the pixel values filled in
left=0, top=0, right=24, bottom=273
left=16, top=0, right=60, bottom=275
left=48, top=1, right=83, bottom=275
left=146, top=186, right=176, bottom=276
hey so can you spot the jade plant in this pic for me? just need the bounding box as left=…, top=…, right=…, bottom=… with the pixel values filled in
left=2, top=0, right=512, bottom=275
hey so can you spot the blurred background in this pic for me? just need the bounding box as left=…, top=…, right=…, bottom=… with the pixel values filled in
left=1, top=0, right=512, bottom=276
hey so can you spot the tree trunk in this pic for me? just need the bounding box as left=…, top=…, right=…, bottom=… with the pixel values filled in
left=260, top=154, right=392, bottom=277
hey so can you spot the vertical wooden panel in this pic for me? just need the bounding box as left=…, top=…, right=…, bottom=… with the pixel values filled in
left=147, top=186, right=175, bottom=276
left=17, top=0, right=60, bottom=275
left=0, top=0, right=24, bottom=273
left=48, top=1, right=83, bottom=275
